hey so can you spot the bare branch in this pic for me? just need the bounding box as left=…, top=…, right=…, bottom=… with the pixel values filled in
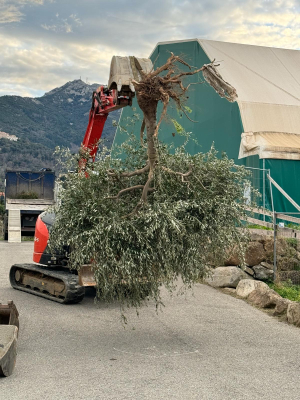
left=153, top=89, right=169, bottom=138
left=161, top=165, right=193, bottom=182
left=140, top=118, right=146, bottom=147
left=193, top=175, right=207, bottom=190
left=108, top=163, right=149, bottom=178
left=170, top=66, right=205, bottom=81
left=141, top=171, right=154, bottom=202
left=186, top=81, right=204, bottom=90
left=180, top=107, right=198, bottom=123
left=107, top=185, right=145, bottom=200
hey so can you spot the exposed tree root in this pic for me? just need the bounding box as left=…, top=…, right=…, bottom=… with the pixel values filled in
left=108, top=52, right=237, bottom=214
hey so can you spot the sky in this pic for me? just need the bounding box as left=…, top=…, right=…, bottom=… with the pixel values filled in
left=1, top=0, right=300, bottom=97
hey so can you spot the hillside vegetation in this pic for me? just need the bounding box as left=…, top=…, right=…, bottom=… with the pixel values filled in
left=0, top=80, right=120, bottom=188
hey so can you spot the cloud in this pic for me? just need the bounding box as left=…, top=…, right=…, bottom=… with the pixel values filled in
left=41, top=14, right=82, bottom=33
left=1, top=0, right=300, bottom=96
left=0, top=0, right=49, bottom=24
left=69, top=14, right=82, bottom=26
left=0, top=5, right=23, bottom=23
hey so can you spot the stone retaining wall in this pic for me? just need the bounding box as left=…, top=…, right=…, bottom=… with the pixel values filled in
left=223, top=230, right=300, bottom=283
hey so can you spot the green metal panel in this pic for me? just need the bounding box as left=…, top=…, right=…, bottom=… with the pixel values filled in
left=264, top=159, right=300, bottom=213
left=113, top=40, right=243, bottom=160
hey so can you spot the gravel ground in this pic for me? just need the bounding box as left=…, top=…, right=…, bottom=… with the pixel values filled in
left=1, top=241, right=300, bottom=400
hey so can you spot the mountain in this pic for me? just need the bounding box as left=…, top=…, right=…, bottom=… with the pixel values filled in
left=0, top=80, right=121, bottom=189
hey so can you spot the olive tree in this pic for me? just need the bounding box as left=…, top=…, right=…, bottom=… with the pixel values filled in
left=50, top=54, right=250, bottom=311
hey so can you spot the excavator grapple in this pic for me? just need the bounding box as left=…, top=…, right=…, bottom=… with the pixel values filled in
left=0, top=301, right=19, bottom=377
left=108, top=56, right=153, bottom=93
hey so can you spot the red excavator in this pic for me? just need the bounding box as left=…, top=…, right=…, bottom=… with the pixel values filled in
left=8, top=56, right=153, bottom=304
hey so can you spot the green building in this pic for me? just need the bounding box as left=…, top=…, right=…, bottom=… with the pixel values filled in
left=113, top=39, right=300, bottom=215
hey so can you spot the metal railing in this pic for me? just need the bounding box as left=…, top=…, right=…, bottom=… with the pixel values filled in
left=242, top=168, right=300, bottom=284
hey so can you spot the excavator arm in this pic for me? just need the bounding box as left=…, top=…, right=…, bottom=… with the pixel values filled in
left=81, top=55, right=153, bottom=163
left=81, top=86, right=132, bottom=163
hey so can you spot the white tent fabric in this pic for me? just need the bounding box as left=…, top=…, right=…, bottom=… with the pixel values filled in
left=197, top=39, right=300, bottom=160
left=239, top=131, right=300, bottom=160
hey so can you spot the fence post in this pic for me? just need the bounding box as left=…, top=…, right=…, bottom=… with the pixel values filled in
left=263, top=160, right=265, bottom=221
left=273, top=212, right=277, bottom=281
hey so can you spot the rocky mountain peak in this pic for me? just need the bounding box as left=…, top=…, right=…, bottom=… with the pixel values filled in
left=43, top=79, right=100, bottom=98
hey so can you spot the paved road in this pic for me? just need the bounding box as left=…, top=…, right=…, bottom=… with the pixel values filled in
left=1, top=242, right=300, bottom=400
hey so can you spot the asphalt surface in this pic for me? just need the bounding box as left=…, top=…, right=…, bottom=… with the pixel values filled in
left=0, top=241, right=300, bottom=400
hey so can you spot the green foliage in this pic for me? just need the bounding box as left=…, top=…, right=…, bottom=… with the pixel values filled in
left=0, top=81, right=121, bottom=189
left=286, top=238, right=299, bottom=249
left=286, top=223, right=300, bottom=230
left=269, top=282, right=300, bottom=302
left=171, top=119, right=185, bottom=134
left=183, top=106, right=192, bottom=114
left=0, top=203, right=5, bottom=217
left=50, top=137, right=251, bottom=311
left=246, top=224, right=272, bottom=231
left=15, top=191, right=39, bottom=199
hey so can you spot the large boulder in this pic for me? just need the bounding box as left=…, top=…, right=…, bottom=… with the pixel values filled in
left=224, top=247, right=240, bottom=266
left=245, top=242, right=266, bottom=266
left=264, top=238, right=288, bottom=257
left=247, top=286, right=281, bottom=308
left=236, top=279, right=269, bottom=298
left=225, top=242, right=266, bottom=267
left=204, top=266, right=251, bottom=288
left=273, top=298, right=292, bottom=317
left=252, top=265, right=274, bottom=281
left=287, top=302, right=300, bottom=327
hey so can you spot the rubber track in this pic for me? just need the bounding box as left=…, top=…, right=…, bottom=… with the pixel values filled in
left=9, top=264, right=85, bottom=304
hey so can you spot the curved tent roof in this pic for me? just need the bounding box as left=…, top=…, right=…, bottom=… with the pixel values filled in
left=153, top=39, right=300, bottom=160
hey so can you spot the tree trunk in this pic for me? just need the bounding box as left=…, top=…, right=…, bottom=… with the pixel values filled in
left=136, top=94, right=158, bottom=203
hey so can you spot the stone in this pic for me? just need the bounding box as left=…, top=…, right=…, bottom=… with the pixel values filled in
left=264, top=238, right=288, bottom=256
left=244, top=242, right=266, bottom=266
left=224, top=249, right=240, bottom=266
left=277, top=257, right=299, bottom=271
left=261, top=262, right=273, bottom=270
left=222, top=288, right=236, bottom=295
left=273, top=298, right=292, bottom=317
left=236, top=279, right=269, bottom=298
left=247, top=286, right=281, bottom=308
left=252, top=265, right=274, bottom=281
left=287, top=302, right=300, bottom=327
left=204, top=266, right=251, bottom=288
left=249, top=232, right=267, bottom=242
left=225, top=241, right=266, bottom=267
left=244, top=266, right=254, bottom=276
left=278, top=270, right=300, bottom=285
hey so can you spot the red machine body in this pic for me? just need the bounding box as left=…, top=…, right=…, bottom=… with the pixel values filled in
left=33, top=216, right=49, bottom=263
